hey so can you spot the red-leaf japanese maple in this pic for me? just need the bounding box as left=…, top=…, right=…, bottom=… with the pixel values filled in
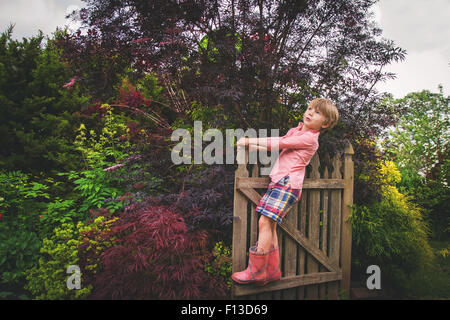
left=89, top=199, right=228, bottom=299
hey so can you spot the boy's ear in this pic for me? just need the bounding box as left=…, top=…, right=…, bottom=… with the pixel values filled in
left=321, top=121, right=331, bottom=129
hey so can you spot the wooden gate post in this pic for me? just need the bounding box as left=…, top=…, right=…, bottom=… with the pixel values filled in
left=231, top=148, right=249, bottom=299
left=340, top=143, right=354, bottom=296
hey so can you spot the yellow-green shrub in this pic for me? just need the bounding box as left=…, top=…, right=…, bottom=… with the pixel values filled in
left=77, top=216, right=118, bottom=277
left=25, top=216, right=117, bottom=300
left=204, top=241, right=232, bottom=292
left=350, top=160, right=434, bottom=293
left=25, top=223, right=88, bottom=300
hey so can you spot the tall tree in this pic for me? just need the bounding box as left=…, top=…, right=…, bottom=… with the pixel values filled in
left=382, top=87, right=449, bottom=184
left=0, top=27, right=88, bottom=177
left=380, top=86, right=450, bottom=238
left=62, top=0, right=405, bottom=147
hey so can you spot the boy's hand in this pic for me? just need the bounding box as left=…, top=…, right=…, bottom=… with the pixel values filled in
left=237, top=137, right=248, bottom=148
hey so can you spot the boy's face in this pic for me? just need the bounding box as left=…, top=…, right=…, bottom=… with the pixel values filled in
left=303, top=105, right=330, bottom=131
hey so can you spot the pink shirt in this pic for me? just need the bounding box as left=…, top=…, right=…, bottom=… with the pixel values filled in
left=263, top=122, right=320, bottom=189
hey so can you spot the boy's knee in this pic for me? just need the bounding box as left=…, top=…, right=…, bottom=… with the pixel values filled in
left=259, top=215, right=274, bottom=231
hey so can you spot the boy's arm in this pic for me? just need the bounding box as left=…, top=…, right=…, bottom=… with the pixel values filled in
left=237, top=128, right=295, bottom=149
left=249, top=144, right=268, bottom=152
left=237, top=138, right=268, bottom=151
left=239, top=132, right=317, bottom=151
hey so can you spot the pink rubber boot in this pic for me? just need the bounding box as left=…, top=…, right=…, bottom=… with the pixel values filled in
left=266, top=246, right=281, bottom=282
left=231, top=246, right=269, bottom=285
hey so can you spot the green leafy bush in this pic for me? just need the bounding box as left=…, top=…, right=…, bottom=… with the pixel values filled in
left=73, top=104, right=131, bottom=167
left=379, top=88, right=449, bottom=240
left=204, top=241, right=232, bottom=292
left=0, top=171, right=50, bottom=294
left=25, top=216, right=117, bottom=300
left=350, top=160, right=434, bottom=293
left=59, top=168, right=125, bottom=216
left=57, top=105, right=132, bottom=215
left=0, top=229, right=41, bottom=286
left=24, top=223, right=88, bottom=300
left=76, top=215, right=118, bottom=278
left=39, top=199, right=79, bottom=238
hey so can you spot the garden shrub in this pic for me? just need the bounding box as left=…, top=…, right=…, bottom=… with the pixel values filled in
left=59, top=167, right=125, bottom=216
left=39, top=198, right=80, bottom=239
left=204, top=241, right=233, bottom=293
left=57, top=105, right=134, bottom=216
left=0, top=228, right=41, bottom=295
left=0, top=171, right=50, bottom=296
left=89, top=198, right=228, bottom=299
left=155, top=165, right=235, bottom=244
left=76, top=214, right=119, bottom=287
left=24, top=222, right=88, bottom=299
left=24, top=215, right=118, bottom=300
left=73, top=104, right=131, bottom=168
left=350, top=160, right=434, bottom=293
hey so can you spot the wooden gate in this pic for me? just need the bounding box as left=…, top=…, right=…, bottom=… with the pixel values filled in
left=232, top=143, right=354, bottom=299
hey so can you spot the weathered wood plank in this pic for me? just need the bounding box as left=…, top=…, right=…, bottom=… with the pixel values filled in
left=236, top=177, right=345, bottom=189
left=249, top=165, right=259, bottom=249
left=306, top=154, right=321, bottom=299
left=328, top=153, right=342, bottom=300
left=297, top=195, right=307, bottom=299
left=319, top=167, right=330, bottom=299
left=238, top=187, right=261, bottom=207
left=272, top=224, right=284, bottom=300
left=341, top=143, right=354, bottom=296
left=231, top=150, right=249, bottom=299
left=234, top=272, right=342, bottom=296
left=236, top=177, right=270, bottom=188
left=283, top=194, right=298, bottom=299
left=250, top=164, right=272, bottom=300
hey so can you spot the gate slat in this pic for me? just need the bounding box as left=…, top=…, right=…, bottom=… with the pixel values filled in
left=297, top=188, right=307, bottom=299
left=283, top=197, right=298, bottom=299
left=328, top=153, right=342, bottom=299
left=249, top=164, right=259, bottom=252
left=341, top=144, right=354, bottom=295
left=231, top=150, right=249, bottom=299
left=319, top=166, right=330, bottom=299
left=306, top=154, right=321, bottom=299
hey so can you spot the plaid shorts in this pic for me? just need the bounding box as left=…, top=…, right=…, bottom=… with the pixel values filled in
left=255, top=175, right=301, bottom=224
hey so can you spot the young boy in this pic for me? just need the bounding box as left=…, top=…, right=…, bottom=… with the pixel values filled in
left=232, top=98, right=339, bottom=286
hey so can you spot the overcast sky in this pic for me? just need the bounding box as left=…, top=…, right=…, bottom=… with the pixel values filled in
left=1, top=0, right=449, bottom=99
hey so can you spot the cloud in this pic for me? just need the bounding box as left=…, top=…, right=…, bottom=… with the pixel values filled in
left=0, top=0, right=84, bottom=39
left=377, top=0, right=450, bottom=56
left=376, top=49, right=449, bottom=98
left=374, top=0, right=450, bottom=98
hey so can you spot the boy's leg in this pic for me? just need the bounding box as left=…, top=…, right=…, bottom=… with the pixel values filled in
left=232, top=214, right=281, bottom=285
left=258, top=215, right=276, bottom=252
left=271, top=221, right=278, bottom=249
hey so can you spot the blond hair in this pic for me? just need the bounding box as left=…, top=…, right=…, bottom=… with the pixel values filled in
left=309, top=98, right=339, bottom=132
